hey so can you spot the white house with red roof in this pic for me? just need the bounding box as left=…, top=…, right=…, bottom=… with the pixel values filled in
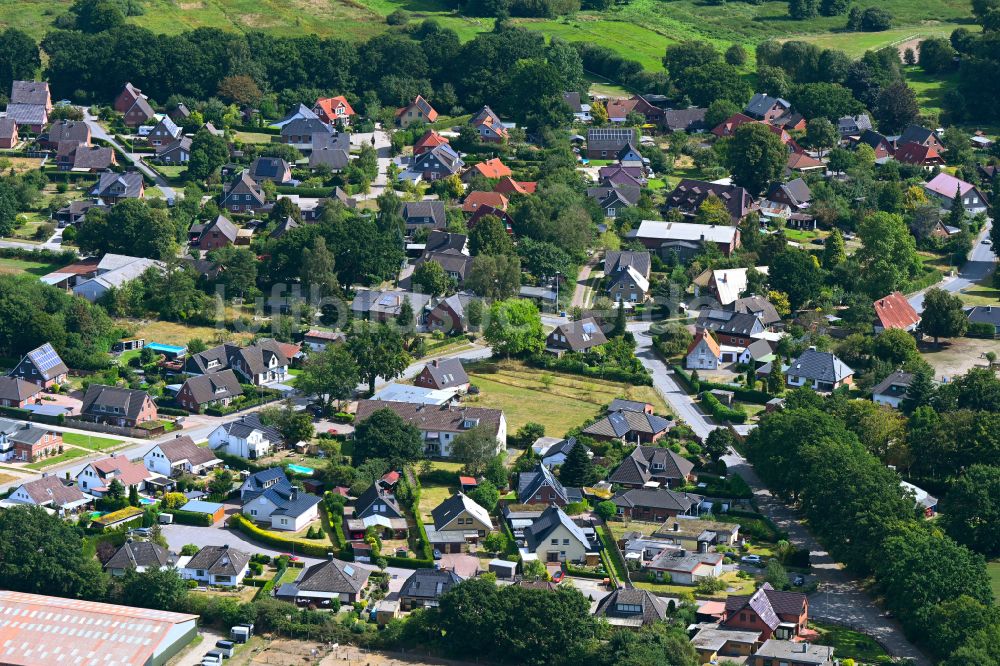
left=76, top=454, right=153, bottom=496
left=923, top=172, right=988, bottom=214
left=872, top=291, right=921, bottom=333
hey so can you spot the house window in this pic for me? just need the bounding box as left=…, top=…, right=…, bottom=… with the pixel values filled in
left=562, top=538, right=569, bottom=545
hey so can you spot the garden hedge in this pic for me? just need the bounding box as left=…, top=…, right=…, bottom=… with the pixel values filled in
left=229, top=514, right=339, bottom=558
left=699, top=391, right=748, bottom=424
left=164, top=509, right=214, bottom=526
left=672, top=365, right=772, bottom=404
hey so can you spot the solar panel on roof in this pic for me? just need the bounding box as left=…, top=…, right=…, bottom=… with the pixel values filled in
left=343, top=564, right=355, bottom=576
left=30, top=344, right=63, bottom=374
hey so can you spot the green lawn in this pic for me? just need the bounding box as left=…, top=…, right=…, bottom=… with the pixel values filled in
left=62, top=432, right=123, bottom=451
left=153, top=164, right=187, bottom=180
left=905, top=64, right=959, bottom=118
left=464, top=359, right=670, bottom=437
left=234, top=131, right=278, bottom=144
left=26, top=447, right=89, bottom=470
left=0, top=256, right=65, bottom=277
left=989, top=561, right=1000, bottom=602
left=809, top=621, right=893, bottom=664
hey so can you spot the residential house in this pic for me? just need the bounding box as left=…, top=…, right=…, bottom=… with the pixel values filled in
left=242, top=474, right=321, bottom=532
left=406, top=143, right=464, bottom=182
left=396, top=95, right=438, bottom=127
left=8, top=80, right=51, bottom=131
left=686, top=329, right=722, bottom=370
left=277, top=558, right=370, bottom=606
left=631, top=220, right=741, bottom=260
left=0, top=419, right=62, bottom=463
left=873, top=291, right=921, bottom=333
left=273, top=103, right=317, bottom=129
left=413, top=129, right=449, bottom=156
left=599, top=164, right=646, bottom=187
left=67, top=146, right=117, bottom=172
left=730, top=295, right=782, bottom=328
left=180, top=545, right=250, bottom=587
left=856, top=129, right=894, bottom=160
left=426, top=292, right=472, bottom=334
left=545, top=318, right=608, bottom=354
left=837, top=114, right=872, bottom=137
left=664, top=179, right=755, bottom=224
left=147, top=116, right=181, bottom=147
left=226, top=339, right=289, bottom=386
left=899, top=124, right=942, bottom=150
left=169, top=103, right=190, bottom=123
left=303, top=329, right=345, bottom=351
left=414, top=358, right=470, bottom=391
left=785, top=348, right=854, bottom=391
left=587, top=183, right=641, bottom=219
left=662, top=107, right=707, bottom=133
left=351, top=289, right=431, bottom=325
left=0, top=118, right=18, bottom=148
left=895, top=141, right=945, bottom=167
left=744, top=93, right=792, bottom=124
left=471, top=105, right=508, bottom=142
left=280, top=118, right=333, bottom=149
left=606, top=95, right=663, bottom=125
left=494, top=176, right=537, bottom=196
left=749, top=641, right=834, bottom=666
left=90, top=171, right=144, bottom=205
left=652, top=517, right=740, bottom=550
left=104, top=540, right=174, bottom=576
left=143, top=435, right=221, bottom=477
left=763, top=178, right=811, bottom=217
left=196, top=214, right=239, bottom=251
left=467, top=204, right=514, bottom=234
left=967, top=305, right=1000, bottom=336
left=902, top=480, right=938, bottom=517
left=723, top=583, right=809, bottom=640
left=72, top=255, right=164, bottom=303
left=872, top=371, right=914, bottom=409
left=398, top=569, right=462, bottom=610
left=739, top=339, right=776, bottom=366
left=522, top=505, right=596, bottom=564
left=80, top=385, right=158, bottom=428
left=42, top=120, right=90, bottom=150
left=517, top=463, right=580, bottom=507
left=3, top=103, right=46, bottom=133
left=616, top=142, right=644, bottom=166
left=695, top=310, right=765, bottom=348
left=532, top=436, right=589, bottom=469
left=713, top=113, right=803, bottom=149
left=346, top=484, right=408, bottom=539
left=249, top=157, right=292, bottom=185
left=312, top=96, right=355, bottom=125
left=428, top=492, right=492, bottom=552
left=76, top=454, right=151, bottom=496
left=611, top=487, right=701, bottom=522
left=309, top=131, right=351, bottom=171
left=923, top=172, right=989, bottom=214
left=563, top=91, right=592, bottom=122
left=604, top=250, right=651, bottom=303
left=0, top=377, right=42, bottom=408
left=647, top=550, right=723, bottom=585
left=8, top=475, right=89, bottom=514
left=690, top=625, right=761, bottom=664
left=594, top=588, right=669, bottom=628
left=582, top=409, right=673, bottom=445
left=608, top=444, right=695, bottom=489
left=54, top=200, right=105, bottom=227
left=176, top=369, right=243, bottom=412
left=586, top=128, right=637, bottom=159
left=464, top=157, right=512, bottom=182
left=786, top=152, right=825, bottom=174
left=8, top=342, right=68, bottom=388
left=240, top=467, right=291, bottom=501
left=402, top=201, right=447, bottom=232
left=462, top=190, right=508, bottom=215
left=219, top=171, right=267, bottom=214
left=608, top=399, right=654, bottom=414
left=354, top=400, right=506, bottom=458
left=114, top=82, right=143, bottom=113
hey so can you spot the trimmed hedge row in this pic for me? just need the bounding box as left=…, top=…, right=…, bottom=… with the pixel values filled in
left=229, top=514, right=338, bottom=558
left=155, top=405, right=189, bottom=417
left=0, top=405, right=65, bottom=426
left=526, top=354, right=652, bottom=386
left=164, top=509, right=215, bottom=526
left=275, top=186, right=334, bottom=197
left=253, top=562, right=288, bottom=600
left=0, top=246, right=78, bottom=263
left=699, top=391, right=748, bottom=424
left=672, top=365, right=772, bottom=404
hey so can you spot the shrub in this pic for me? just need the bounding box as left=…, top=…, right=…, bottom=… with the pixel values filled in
left=180, top=544, right=200, bottom=556
left=164, top=509, right=214, bottom=526
left=967, top=322, right=996, bottom=339
left=695, top=575, right=727, bottom=594
left=700, top=391, right=748, bottom=424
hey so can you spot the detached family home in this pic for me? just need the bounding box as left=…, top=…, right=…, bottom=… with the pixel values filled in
left=0, top=419, right=62, bottom=463
left=872, top=371, right=914, bottom=409
left=176, top=369, right=243, bottom=412
left=115, top=82, right=155, bottom=127
left=7, top=342, right=68, bottom=389
left=8, top=475, right=89, bottom=514
left=277, top=558, right=370, bottom=606
left=608, top=444, right=695, bottom=489
left=582, top=408, right=673, bottom=444
left=346, top=484, right=408, bottom=540
left=104, top=540, right=175, bottom=576
left=414, top=358, right=470, bottom=392
left=686, top=329, right=722, bottom=371
left=143, top=435, right=221, bottom=478
left=546, top=318, right=608, bottom=355
left=399, top=569, right=462, bottom=611
left=0, top=377, right=42, bottom=408
left=208, top=412, right=282, bottom=460
left=313, top=96, right=355, bottom=125
left=631, top=220, right=741, bottom=260
left=872, top=291, right=921, bottom=333
left=80, top=385, right=158, bottom=428
left=427, top=492, right=493, bottom=553
left=612, top=487, right=701, bottom=522
left=923, top=172, right=989, bottom=214
left=180, top=545, right=250, bottom=587
left=523, top=505, right=596, bottom=564
left=402, top=200, right=447, bottom=232
left=219, top=171, right=267, bottom=214
left=586, top=127, right=637, bottom=159
left=90, top=172, right=144, bottom=205
left=396, top=95, right=437, bottom=127
left=594, top=588, right=669, bottom=629
left=722, top=583, right=809, bottom=640
left=147, top=116, right=181, bottom=147
left=604, top=250, right=651, bottom=303
left=241, top=468, right=321, bottom=532
left=354, top=400, right=506, bottom=458
left=648, top=550, right=724, bottom=585
left=76, top=454, right=151, bottom=497
left=785, top=348, right=854, bottom=392
left=184, top=340, right=289, bottom=386
left=518, top=463, right=581, bottom=507
left=664, top=179, right=754, bottom=224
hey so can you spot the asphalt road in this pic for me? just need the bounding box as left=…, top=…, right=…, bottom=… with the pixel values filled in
left=82, top=108, right=177, bottom=203
left=908, top=218, right=995, bottom=313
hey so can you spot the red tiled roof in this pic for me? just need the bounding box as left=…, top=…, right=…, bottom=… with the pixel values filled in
left=459, top=476, right=477, bottom=486
left=687, top=329, right=721, bottom=358
left=494, top=177, right=537, bottom=195
left=462, top=191, right=508, bottom=213
left=895, top=141, right=942, bottom=165
left=472, top=158, right=512, bottom=180
left=874, top=291, right=920, bottom=330
left=787, top=152, right=824, bottom=171
left=314, top=96, right=355, bottom=118
left=414, top=129, right=449, bottom=152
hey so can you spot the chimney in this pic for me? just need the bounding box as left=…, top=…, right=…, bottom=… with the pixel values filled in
left=432, top=359, right=439, bottom=367
left=672, top=522, right=679, bottom=532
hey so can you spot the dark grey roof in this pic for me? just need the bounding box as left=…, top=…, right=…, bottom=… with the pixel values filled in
left=523, top=506, right=592, bottom=552
left=269, top=216, right=300, bottom=239
left=354, top=484, right=404, bottom=518
left=4, top=104, right=47, bottom=125
left=151, top=116, right=180, bottom=138
left=81, top=384, right=152, bottom=421
left=583, top=411, right=672, bottom=440
left=296, top=558, right=370, bottom=594
left=604, top=251, right=651, bottom=279
left=181, top=369, right=243, bottom=404
left=47, top=120, right=90, bottom=144
left=730, top=296, right=781, bottom=327
left=431, top=492, right=491, bottom=531
left=665, top=179, right=753, bottom=222
left=417, top=250, right=473, bottom=280
left=542, top=436, right=579, bottom=461
left=968, top=305, right=1000, bottom=326
left=837, top=114, right=872, bottom=135
left=859, top=129, right=891, bottom=149
left=0, top=117, right=15, bottom=139
left=270, top=489, right=322, bottom=518
left=612, top=487, right=700, bottom=513
left=399, top=568, right=463, bottom=600
left=871, top=371, right=914, bottom=399
left=200, top=214, right=239, bottom=243
left=10, top=80, right=49, bottom=106
left=104, top=540, right=173, bottom=572
left=412, top=144, right=463, bottom=174
left=14, top=343, right=68, bottom=382
left=185, top=545, right=250, bottom=576
left=594, top=588, right=669, bottom=625
left=219, top=413, right=283, bottom=448
left=126, top=96, right=155, bottom=121
left=608, top=399, right=651, bottom=413
left=518, top=463, right=570, bottom=504
left=72, top=146, right=116, bottom=170
left=587, top=184, right=641, bottom=208
left=562, top=91, right=582, bottom=113
left=548, top=317, right=608, bottom=352
left=425, top=231, right=467, bottom=253
left=743, top=339, right=774, bottom=361
left=899, top=124, right=936, bottom=145
left=662, top=107, right=707, bottom=132
left=153, top=435, right=219, bottom=467
left=752, top=640, right=833, bottom=665
left=607, top=445, right=694, bottom=486
left=155, top=136, right=191, bottom=157
left=768, top=177, right=811, bottom=206
left=785, top=349, right=853, bottom=383
left=250, top=157, right=289, bottom=181
left=587, top=128, right=637, bottom=153
left=91, top=171, right=144, bottom=199
left=696, top=310, right=763, bottom=337
left=281, top=117, right=332, bottom=137
left=402, top=201, right=446, bottom=227
left=0, top=377, right=41, bottom=402
left=745, top=93, right=790, bottom=119
left=421, top=358, right=469, bottom=389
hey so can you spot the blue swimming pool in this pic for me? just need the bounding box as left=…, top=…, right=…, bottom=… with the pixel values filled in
left=139, top=498, right=157, bottom=505
left=287, top=464, right=314, bottom=476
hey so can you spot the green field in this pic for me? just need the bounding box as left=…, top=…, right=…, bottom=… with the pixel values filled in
left=0, top=0, right=977, bottom=73
left=0, top=256, right=65, bottom=277
left=989, top=561, right=1000, bottom=602
left=809, top=621, right=893, bottom=664
left=62, top=432, right=123, bottom=451
left=25, top=447, right=89, bottom=470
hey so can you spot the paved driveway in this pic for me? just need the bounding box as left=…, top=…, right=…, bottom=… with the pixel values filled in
left=909, top=218, right=995, bottom=312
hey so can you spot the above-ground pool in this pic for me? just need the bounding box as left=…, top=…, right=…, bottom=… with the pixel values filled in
left=286, top=464, right=314, bottom=476
left=139, top=498, right=157, bottom=506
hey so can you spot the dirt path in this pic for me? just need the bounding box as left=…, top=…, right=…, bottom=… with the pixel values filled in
left=571, top=252, right=602, bottom=309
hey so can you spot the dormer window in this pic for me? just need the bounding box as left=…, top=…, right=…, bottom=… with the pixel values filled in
left=463, top=418, right=479, bottom=429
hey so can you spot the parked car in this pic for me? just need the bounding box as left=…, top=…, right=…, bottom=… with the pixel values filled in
left=433, top=549, right=443, bottom=560
left=740, top=555, right=762, bottom=565
left=551, top=571, right=565, bottom=584
left=793, top=575, right=805, bottom=586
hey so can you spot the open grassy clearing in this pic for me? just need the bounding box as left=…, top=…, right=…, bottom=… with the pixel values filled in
left=809, top=621, right=893, bottom=664
left=118, top=318, right=255, bottom=347
left=920, top=337, right=1000, bottom=380
left=464, top=359, right=669, bottom=437
left=0, top=156, right=45, bottom=173
left=25, top=447, right=88, bottom=470
left=234, top=131, right=277, bottom=144
left=989, top=561, right=1000, bottom=602
left=62, top=432, right=123, bottom=451
left=796, top=25, right=967, bottom=57
left=958, top=275, right=1000, bottom=306
left=0, top=256, right=66, bottom=277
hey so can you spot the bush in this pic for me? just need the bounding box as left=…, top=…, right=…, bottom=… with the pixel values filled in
left=180, top=543, right=200, bottom=556
left=229, top=514, right=339, bottom=559
left=859, top=7, right=892, bottom=30
left=164, top=509, right=214, bottom=526
left=966, top=322, right=996, bottom=339
left=700, top=391, right=748, bottom=424
left=672, top=365, right=772, bottom=403
left=595, top=500, right=617, bottom=521
left=332, top=412, right=354, bottom=423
